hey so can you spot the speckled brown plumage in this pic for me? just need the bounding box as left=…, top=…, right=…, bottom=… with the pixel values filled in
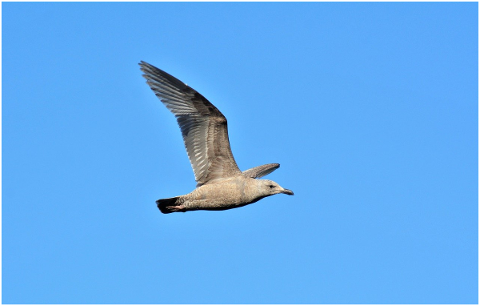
left=140, top=61, right=293, bottom=214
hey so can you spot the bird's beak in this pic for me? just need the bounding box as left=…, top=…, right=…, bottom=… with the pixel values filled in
left=282, top=188, right=294, bottom=195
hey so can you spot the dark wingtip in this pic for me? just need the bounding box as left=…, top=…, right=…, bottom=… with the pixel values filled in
left=138, top=61, right=188, bottom=90
left=139, top=60, right=152, bottom=73
left=139, top=60, right=149, bottom=67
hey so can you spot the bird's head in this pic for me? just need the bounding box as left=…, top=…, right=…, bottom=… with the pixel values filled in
left=257, top=179, right=294, bottom=196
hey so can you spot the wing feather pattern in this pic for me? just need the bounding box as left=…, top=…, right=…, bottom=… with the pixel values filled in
left=242, top=163, right=280, bottom=179
left=139, top=61, right=241, bottom=186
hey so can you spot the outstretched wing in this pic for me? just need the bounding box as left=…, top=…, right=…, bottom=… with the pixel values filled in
left=242, top=163, right=280, bottom=179
left=140, top=61, right=241, bottom=186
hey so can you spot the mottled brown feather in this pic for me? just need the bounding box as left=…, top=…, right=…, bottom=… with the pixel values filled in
left=139, top=61, right=241, bottom=186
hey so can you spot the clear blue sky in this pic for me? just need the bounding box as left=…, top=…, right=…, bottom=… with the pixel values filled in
left=3, top=2, right=477, bottom=304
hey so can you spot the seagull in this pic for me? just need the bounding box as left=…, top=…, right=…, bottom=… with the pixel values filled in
left=140, top=61, right=293, bottom=214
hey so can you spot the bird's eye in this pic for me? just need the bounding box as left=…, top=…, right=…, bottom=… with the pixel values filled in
left=269, top=185, right=274, bottom=188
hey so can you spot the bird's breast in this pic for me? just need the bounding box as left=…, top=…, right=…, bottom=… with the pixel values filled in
left=186, top=177, right=256, bottom=210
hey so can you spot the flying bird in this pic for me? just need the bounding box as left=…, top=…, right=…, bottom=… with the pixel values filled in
left=140, top=61, right=293, bottom=214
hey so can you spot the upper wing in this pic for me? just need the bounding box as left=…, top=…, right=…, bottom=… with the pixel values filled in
left=139, top=61, right=241, bottom=186
left=242, top=163, right=280, bottom=179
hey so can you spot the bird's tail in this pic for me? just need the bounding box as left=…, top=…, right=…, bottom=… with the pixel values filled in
left=156, top=196, right=184, bottom=214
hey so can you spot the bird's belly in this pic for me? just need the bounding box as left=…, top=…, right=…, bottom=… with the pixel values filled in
left=185, top=179, right=253, bottom=211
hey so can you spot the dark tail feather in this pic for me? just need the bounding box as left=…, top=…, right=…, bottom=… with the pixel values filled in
left=156, top=196, right=184, bottom=214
